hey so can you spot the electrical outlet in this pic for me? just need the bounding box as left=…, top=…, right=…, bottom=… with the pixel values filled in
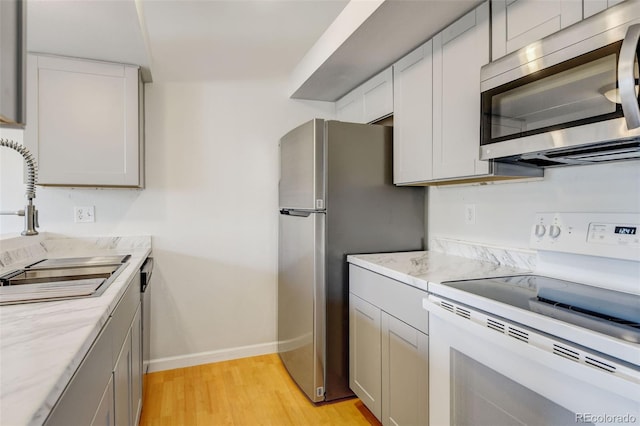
left=464, top=204, right=476, bottom=225
left=74, top=206, right=95, bottom=223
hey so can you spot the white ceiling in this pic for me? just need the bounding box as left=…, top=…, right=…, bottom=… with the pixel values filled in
left=27, top=0, right=482, bottom=99
left=27, top=0, right=349, bottom=83
left=27, top=0, right=151, bottom=77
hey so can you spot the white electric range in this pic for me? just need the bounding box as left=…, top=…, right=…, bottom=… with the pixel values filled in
left=424, top=212, right=640, bottom=426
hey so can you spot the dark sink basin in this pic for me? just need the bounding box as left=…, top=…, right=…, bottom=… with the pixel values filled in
left=1, top=265, right=119, bottom=286
left=0, top=256, right=130, bottom=305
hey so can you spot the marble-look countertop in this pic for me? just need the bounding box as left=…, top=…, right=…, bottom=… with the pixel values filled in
left=0, top=234, right=152, bottom=426
left=347, top=249, right=531, bottom=292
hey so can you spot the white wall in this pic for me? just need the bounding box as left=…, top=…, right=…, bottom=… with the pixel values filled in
left=4, top=76, right=639, bottom=369
left=427, top=161, right=640, bottom=249
left=0, top=79, right=335, bottom=368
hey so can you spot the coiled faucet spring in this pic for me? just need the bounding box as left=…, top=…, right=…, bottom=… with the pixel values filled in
left=1, top=138, right=40, bottom=235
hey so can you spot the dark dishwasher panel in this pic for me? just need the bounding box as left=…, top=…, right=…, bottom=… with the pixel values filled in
left=140, top=257, right=153, bottom=399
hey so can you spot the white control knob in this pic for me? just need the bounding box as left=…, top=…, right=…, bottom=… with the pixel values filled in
left=549, top=225, right=561, bottom=239
left=534, top=224, right=546, bottom=237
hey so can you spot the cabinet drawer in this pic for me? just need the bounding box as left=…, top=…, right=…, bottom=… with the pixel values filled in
left=111, top=273, right=140, bottom=364
left=349, top=264, right=428, bottom=334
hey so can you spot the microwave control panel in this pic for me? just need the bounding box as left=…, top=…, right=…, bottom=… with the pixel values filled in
left=530, top=212, right=640, bottom=261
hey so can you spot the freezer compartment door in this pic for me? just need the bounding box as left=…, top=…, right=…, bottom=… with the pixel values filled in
left=278, top=210, right=325, bottom=402
left=279, top=119, right=325, bottom=210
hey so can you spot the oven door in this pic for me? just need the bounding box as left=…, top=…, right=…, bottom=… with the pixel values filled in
left=424, top=295, right=640, bottom=426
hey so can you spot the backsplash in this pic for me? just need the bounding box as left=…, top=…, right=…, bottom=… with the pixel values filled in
left=429, top=237, right=536, bottom=270
left=0, top=234, right=151, bottom=270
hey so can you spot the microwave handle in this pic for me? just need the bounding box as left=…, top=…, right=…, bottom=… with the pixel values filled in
left=619, top=23, right=640, bottom=130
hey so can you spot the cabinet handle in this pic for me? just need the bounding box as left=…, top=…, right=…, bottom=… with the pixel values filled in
left=619, top=24, right=640, bottom=129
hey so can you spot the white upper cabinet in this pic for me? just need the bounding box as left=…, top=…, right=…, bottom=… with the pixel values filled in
left=394, top=3, right=493, bottom=185
left=490, top=0, right=626, bottom=60
left=25, top=54, right=144, bottom=187
left=335, top=90, right=362, bottom=124
left=0, top=0, right=26, bottom=127
left=583, top=0, right=625, bottom=18
left=433, top=3, right=490, bottom=179
left=491, top=0, right=582, bottom=60
left=393, top=41, right=433, bottom=184
left=336, top=67, right=393, bottom=124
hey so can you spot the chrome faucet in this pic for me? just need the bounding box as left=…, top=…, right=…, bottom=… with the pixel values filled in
left=0, top=138, right=39, bottom=235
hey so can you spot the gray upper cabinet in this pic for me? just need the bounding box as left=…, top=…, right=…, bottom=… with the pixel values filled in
left=583, top=0, right=625, bottom=18
left=491, top=0, right=582, bottom=60
left=24, top=53, right=144, bottom=188
left=491, top=0, right=627, bottom=60
left=335, top=67, right=393, bottom=124
left=432, top=2, right=490, bottom=180
left=393, top=1, right=542, bottom=185
left=392, top=40, right=434, bottom=184
left=0, top=0, right=26, bottom=127
left=393, top=2, right=494, bottom=185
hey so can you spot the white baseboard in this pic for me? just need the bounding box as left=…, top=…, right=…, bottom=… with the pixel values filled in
left=148, top=341, right=278, bottom=373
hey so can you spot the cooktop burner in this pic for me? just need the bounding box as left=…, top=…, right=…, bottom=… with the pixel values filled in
left=442, top=275, right=640, bottom=344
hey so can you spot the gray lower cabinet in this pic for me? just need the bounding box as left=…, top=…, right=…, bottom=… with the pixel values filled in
left=114, top=327, right=133, bottom=426
left=45, top=273, right=143, bottom=426
left=349, top=294, right=382, bottom=419
left=91, top=376, right=115, bottom=426
left=381, top=313, right=428, bottom=426
left=131, top=307, right=143, bottom=424
left=115, top=305, right=143, bottom=426
left=45, top=318, right=114, bottom=426
left=349, top=264, right=429, bottom=426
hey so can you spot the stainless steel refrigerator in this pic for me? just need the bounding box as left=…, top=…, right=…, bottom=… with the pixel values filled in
left=278, top=119, right=425, bottom=402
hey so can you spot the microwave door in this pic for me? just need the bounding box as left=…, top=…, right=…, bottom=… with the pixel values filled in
left=619, top=23, right=640, bottom=130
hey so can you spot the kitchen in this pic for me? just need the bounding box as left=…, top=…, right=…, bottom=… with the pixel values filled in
left=1, top=0, right=639, bottom=425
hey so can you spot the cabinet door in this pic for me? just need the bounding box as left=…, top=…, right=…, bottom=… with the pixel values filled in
left=45, top=320, right=114, bottom=426
left=131, top=306, right=143, bottom=425
left=336, top=90, right=364, bottom=123
left=393, top=40, right=433, bottom=184
left=361, top=67, right=393, bottom=124
left=0, top=0, right=25, bottom=126
left=433, top=3, right=490, bottom=179
left=491, top=0, right=582, bottom=60
left=349, top=293, right=382, bottom=420
left=25, top=54, right=141, bottom=187
left=114, top=327, right=133, bottom=426
left=381, top=313, right=429, bottom=426
left=91, top=376, right=115, bottom=426
left=336, top=67, right=393, bottom=124
left=583, top=0, right=625, bottom=19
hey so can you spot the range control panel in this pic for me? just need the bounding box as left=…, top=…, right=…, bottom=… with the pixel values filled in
left=530, top=212, right=640, bottom=261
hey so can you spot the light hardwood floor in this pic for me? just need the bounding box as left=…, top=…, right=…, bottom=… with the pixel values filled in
left=140, top=354, right=381, bottom=426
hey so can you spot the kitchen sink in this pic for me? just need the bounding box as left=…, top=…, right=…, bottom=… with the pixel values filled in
left=0, top=255, right=130, bottom=305
left=1, top=265, right=120, bottom=286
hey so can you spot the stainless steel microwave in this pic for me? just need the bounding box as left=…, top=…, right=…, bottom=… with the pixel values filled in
left=480, top=2, right=640, bottom=167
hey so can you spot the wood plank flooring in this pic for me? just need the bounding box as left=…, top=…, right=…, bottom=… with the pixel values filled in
left=139, top=354, right=381, bottom=426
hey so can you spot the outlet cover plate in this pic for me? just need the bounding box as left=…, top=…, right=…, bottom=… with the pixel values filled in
left=74, top=206, right=95, bottom=223
left=464, top=204, right=476, bottom=225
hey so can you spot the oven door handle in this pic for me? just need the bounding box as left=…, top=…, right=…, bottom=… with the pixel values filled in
left=422, top=295, right=640, bottom=387
left=619, top=23, right=640, bottom=130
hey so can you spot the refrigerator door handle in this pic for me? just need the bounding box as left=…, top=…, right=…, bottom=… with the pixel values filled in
left=280, top=209, right=324, bottom=217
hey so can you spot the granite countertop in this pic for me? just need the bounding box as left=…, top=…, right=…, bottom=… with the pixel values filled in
left=0, top=235, right=152, bottom=426
left=347, top=248, right=532, bottom=292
